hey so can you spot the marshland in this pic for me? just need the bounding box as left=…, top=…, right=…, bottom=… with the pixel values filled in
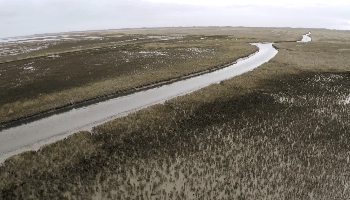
left=0, top=27, right=306, bottom=125
left=1, top=27, right=350, bottom=199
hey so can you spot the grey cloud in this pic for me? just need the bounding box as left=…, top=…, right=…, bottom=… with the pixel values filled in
left=338, top=21, right=350, bottom=25
left=0, top=0, right=350, bottom=38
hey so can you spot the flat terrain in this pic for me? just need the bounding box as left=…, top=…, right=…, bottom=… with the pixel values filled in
left=0, top=27, right=307, bottom=124
left=0, top=35, right=255, bottom=124
left=2, top=27, right=350, bottom=199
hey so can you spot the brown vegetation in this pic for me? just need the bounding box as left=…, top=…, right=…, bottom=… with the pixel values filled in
left=1, top=28, right=350, bottom=199
left=0, top=27, right=308, bottom=124
left=0, top=35, right=257, bottom=124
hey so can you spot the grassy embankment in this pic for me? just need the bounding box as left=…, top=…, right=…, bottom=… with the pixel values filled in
left=3, top=28, right=349, bottom=199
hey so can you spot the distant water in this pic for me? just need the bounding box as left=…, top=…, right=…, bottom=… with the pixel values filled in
left=298, top=32, right=312, bottom=43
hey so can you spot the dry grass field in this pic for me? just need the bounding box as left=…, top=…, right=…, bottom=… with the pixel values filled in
left=1, top=27, right=350, bottom=199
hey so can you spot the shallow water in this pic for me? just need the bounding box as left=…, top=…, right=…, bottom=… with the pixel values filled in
left=0, top=43, right=278, bottom=163
left=298, top=32, right=312, bottom=42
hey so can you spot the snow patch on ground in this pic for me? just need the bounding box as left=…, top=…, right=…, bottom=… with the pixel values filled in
left=84, top=37, right=103, bottom=40
left=270, top=93, right=295, bottom=104
left=310, top=74, right=343, bottom=83
left=139, top=51, right=167, bottom=56
left=0, top=44, right=49, bottom=57
left=140, top=36, right=184, bottom=40
left=24, top=66, right=35, bottom=71
left=339, top=96, right=350, bottom=105
left=23, top=62, right=35, bottom=71
left=47, top=54, right=61, bottom=58
left=186, top=48, right=213, bottom=54
left=125, top=39, right=138, bottom=42
left=0, top=35, right=57, bottom=43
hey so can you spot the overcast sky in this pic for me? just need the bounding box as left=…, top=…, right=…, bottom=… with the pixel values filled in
left=1, top=0, right=350, bottom=38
